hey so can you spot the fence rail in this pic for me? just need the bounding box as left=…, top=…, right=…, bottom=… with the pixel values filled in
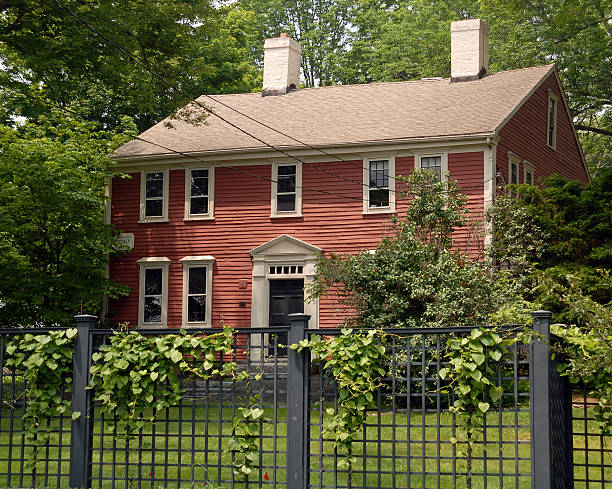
left=0, top=313, right=610, bottom=489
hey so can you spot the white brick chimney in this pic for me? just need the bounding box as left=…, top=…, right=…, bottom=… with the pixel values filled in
left=450, top=19, right=489, bottom=82
left=262, top=33, right=302, bottom=96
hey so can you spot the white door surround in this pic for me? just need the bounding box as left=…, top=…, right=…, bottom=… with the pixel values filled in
left=249, top=234, right=321, bottom=329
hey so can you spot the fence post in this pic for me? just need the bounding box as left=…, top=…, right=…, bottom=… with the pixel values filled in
left=530, top=310, right=553, bottom=489
left=287, top=313, right=310, bottom=489
left=69, top=315, right=96, bottom=489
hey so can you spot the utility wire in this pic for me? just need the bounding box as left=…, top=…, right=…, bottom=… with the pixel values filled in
left=0, top=82, right=496, bottom=205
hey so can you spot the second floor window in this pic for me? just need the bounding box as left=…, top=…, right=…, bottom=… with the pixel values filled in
left=271, top=163, right=301, bottom=217
left=277, top=165, right=296, bottom=212
left=420, top=156, right=442, bottom=181
left=140, top=170, right=168, bottom=222
left=369, top=160, right=390, bottom=208
left=145, top=172, right=164, bottom=217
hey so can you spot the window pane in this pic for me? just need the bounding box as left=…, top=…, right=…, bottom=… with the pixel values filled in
left=278, top=165, right=296, bottom=177
left=145, top=172, right=164, bottom=198
left=421, top=156, right=442, bottom=180
left=145, top=199, right=163, bottom=217
left=188, top=267, right=207, bottom=295
left=188, top=296, right=206, bottom=322
left=144, top=296, right=162, bottom=323
left=278, top=175, right=296, bottom=193
left=548, top=99, right=556, bottom=146
left=369, top=160, right=389, bottom=188
left=277, top=193, right=296, bottom=212
left=191, top=197, right=209, bottom=215
left=526, top=171, right=533, bottom=185
left=190, top=170, right=209, bottom=197
left=511, top=162, right=518, bottom=184
left=145, top=268, right=162, bottom=295
left=370, top=189, right=389, bottom=207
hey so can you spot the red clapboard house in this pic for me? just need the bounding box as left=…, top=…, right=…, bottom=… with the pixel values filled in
left=107, top=19, right=589, bottom=331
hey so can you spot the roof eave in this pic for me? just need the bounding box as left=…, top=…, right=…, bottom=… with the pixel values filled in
left=111, top=132, right=496, bottom=165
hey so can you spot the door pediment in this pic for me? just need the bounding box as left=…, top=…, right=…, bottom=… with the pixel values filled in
left=249, top=234, right=322, bottom=257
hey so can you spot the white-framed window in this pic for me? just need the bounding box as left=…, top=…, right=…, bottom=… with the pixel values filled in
left=184, top=167, right=214, bottom=220
left=363, top=156, right=396, bottom=214
left=523, top=161, right=535, bottom=186
left=137, top=257, right=170, bottom=327
left=547, top=91, right=558, bottom=150
left=508, top=153, right=521, bottom=197
left=180, top=256, right=215, bottom=327
left=415, top=153, right=449, bottom=182
left=139, top=170, right=169, bottom=222
left=271, top=162, right=302, bottom=217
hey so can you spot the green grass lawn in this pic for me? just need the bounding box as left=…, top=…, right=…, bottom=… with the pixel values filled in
left=0, top=404, right=609, bottom=489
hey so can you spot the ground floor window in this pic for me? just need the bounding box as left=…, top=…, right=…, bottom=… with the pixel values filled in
left=180, top=256, right=215, bottom=327
left=137, top=257, right=170, bottom=327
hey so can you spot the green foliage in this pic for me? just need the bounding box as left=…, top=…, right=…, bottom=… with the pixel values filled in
left=308, top=170, right=494, bottom=328
left=227, top=397, right=267, bottom=478
left=88, top=327, right=236, bottom=437
left=292, top=328, right=387, bottom=468
left=0, top=113, right=134, bottom=327
left=4, top=329, right=78, bottom=474
left=487, top=171, right=612, bottom=322
left=0, top=0, right=259, bottom=131
left=439, top=327, right=519, bottom=481
left=551, top=276, right=612, bottom=433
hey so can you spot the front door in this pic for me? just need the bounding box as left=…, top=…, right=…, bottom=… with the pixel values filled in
left=269, top=279, right=304, bottom=356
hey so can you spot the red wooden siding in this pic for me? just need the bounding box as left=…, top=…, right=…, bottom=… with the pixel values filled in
left=109, top=153, right=488, bottom=328
left=497, top=72, right=588, bottom=186
left=449, top=152, right=485, bottom=257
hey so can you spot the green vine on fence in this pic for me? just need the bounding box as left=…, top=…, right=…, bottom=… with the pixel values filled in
left=88, top=326, right=237, bottom=437
left=226, top=394, right=267, bottom=478
left=439, top=327, right=519, bottom=482
left=292, top=328, right=387, bottom=470
left=5, top=329, right=78, bottom=478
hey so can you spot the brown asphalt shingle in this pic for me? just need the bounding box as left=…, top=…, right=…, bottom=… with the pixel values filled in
left=114, top=64, right=554, bottom=159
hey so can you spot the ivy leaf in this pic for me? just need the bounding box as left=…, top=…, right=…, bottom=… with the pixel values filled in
left=489, top=386, right=503, bottom=403
left=72, top=411, right=81, bottom=420
left=470, top=370, right=482, bottom=382
left=489, top=349, right=502, bottom=361
left=471, top=353, right=485, bottom=365
left=170, top=349, right=182, bottom=363
left=439, top=367, right=450, bottom=379
left=66, top=329, right=78, bottom=339
left=478, top=402, right=490, bottom=413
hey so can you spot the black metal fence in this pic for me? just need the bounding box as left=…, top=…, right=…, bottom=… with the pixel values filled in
left=0, top=313, right=610, bottom=489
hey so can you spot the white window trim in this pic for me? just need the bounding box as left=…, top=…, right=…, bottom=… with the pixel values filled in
left=270, top=162, right=302, bottom=218
left=180, top=256, right=215, bottom=328
left=363, top=155, right=396, bottom=214
left=547, top=90, right=558, bottom=150
left=414, top=153, right=449, bottom=181
left=137, top=257, right=170, bottom=328
left=523, top=160, right=536, bottom=186
left=184, top=167, right=215, bottom=221
left=508, top=152, right=521, bottom=186
left=139, top=169, right=169, bottom=223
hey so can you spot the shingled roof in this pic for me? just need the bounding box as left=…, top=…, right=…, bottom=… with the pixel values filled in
left=114, top=64, right=555, bottom=159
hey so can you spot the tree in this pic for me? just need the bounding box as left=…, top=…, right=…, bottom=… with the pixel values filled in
left=487, top=170, right=612, bottom=322
left=307, top=170, right=494, bottom=328
left=235, top=0, right=355, bottom=86
left=0, top=112, right=135, bottom=326
left=0, top=0, right=260, bottom=131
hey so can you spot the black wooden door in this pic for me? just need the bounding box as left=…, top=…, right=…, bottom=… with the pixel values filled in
left=269, top=279, right=304, bottom=356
